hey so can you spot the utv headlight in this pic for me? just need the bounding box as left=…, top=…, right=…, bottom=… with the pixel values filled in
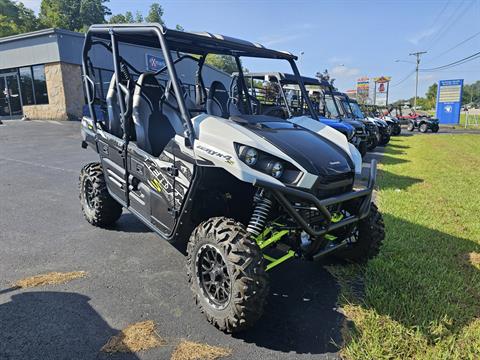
left=270, top=161, right=284, bottom=179
left=243, top=147, right=258, bottom=166
left=235, top=144, right=301, bottom=184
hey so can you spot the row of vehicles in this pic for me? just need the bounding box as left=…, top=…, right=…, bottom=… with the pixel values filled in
left=79, top=24, right=386, bottom=333
left=241, top=72, right=400, bottom=157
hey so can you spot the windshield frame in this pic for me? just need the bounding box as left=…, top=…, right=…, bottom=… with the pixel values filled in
left=82, top=24, right=318, bottom=144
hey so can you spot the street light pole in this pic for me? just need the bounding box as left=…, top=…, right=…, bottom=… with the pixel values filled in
left=409, top=51, right=427, bottom=110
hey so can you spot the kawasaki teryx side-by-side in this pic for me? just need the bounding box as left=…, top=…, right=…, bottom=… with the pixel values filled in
left=79, top=24, right=385, bottom=333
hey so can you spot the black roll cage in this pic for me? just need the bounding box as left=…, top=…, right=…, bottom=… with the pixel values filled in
left=82, top=23, right=318, bottom=145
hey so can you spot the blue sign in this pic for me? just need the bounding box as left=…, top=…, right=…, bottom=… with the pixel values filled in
left=146, top=54, right=165, bottom=72
left=436, top=79, right=463, bottom=124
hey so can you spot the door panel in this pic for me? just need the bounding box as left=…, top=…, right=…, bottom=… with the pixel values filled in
left=127, top=142, right=177, bottom=234
left=97, top=132, right=127, bottom=205
left=171, top=142, right=195, bottom=213
left=6, top=75, right=22, bottom=116
left=0, top=77, right=9, bottom=117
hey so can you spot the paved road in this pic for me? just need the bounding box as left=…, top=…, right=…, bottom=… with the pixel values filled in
left=0, top=120, right=353, bottom=360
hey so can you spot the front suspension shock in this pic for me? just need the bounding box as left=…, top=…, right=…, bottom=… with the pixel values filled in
left=247, top=189, right=272, bottom=237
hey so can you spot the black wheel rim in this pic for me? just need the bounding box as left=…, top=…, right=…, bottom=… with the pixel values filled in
left=84, top=178, right=95, bottom=209
left=196, top=244, right=231, bottom=309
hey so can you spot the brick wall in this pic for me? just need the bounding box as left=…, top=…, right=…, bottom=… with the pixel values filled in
left=23, top=62, right=84, bottom=121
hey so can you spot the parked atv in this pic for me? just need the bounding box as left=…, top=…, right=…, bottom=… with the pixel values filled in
left=80, top=24, right=384, bottom=333
left=407, top=116, right=439, bottom=133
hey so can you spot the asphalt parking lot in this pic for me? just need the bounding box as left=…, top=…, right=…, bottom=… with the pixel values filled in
left=0, top=120, right=388, bottom=360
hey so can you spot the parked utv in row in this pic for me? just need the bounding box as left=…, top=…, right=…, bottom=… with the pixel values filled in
left=241, top=72, right=369, bottom=156
left=79, top=24, right=384, bottom=333
left=359, top=104, right=391, bottom=146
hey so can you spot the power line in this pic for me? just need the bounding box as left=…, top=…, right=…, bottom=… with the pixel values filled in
left=409, top=51, right=427, bottom=110
left=390, top=70, right=416, bottom=88
left=424, top=0, right=472, bottom=52
left=427, top=30, right=480, bottom=62
left=420, top=51, right=480, bottom=71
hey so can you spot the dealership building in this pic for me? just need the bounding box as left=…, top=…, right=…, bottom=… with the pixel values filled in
left=0, top=28, right=230, bottom=121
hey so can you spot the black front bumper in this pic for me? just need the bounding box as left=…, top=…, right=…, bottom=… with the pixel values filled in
left=254, top=159, right=377, bottom=238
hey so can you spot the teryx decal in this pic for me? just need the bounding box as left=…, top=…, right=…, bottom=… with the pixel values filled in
left=195, top=144, right=234, bottom=165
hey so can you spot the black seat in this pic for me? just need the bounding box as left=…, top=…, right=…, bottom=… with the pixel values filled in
left=132, top=73, right=175, bottom=157
left=206, top=81, right=230, bottom=118
left=105, top=75, right=123, bottom=138
left=164, top=79, right=190, bottom=134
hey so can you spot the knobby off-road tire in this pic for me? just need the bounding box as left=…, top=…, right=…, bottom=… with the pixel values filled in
left=187, top=217, right=269, bottom=333
left=432, top=125, right=439, bottom=133
left=79, top=162, right=123, bottom=227
left=393, top=124, right=401, bottom=136
left=359, top=142, right=368, bottom=157
left=407, top=121, right=415, bottom=131
left=335, top=203, right=385, bottom=263
left=379, top=133, right=391, bottom=146
left=419, top=123, right=429, bottom=133
left=367, top=136, right=378, bottom=151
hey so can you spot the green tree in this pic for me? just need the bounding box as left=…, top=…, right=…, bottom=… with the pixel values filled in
left=175, top=24, right=184, bottom=31
left=145, top=2, right=164, bottom=24
left=134, top=10, right=143, bottom=23
left=80, top=0, right=111, bottom=31
left=425, top=83, right=438, bottom=110
left=108, top=13, right=127, bottom=23
left=205, top=54, right=238, bottom=74
left=124, top=11, right=134, bottom=23
left=0, top=0, right=40, bottom=36
left=39, top=0, right=110, bottom=32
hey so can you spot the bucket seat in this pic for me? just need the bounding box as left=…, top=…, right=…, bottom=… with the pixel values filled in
left=106, top=76, right=124, bottom=138
left=206, top=81, right=242, bottom=118
left=132, top=73, right=175, bottom=156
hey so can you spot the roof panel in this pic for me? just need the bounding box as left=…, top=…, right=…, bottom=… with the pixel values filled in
left=87, top=24, right=297, bottom=60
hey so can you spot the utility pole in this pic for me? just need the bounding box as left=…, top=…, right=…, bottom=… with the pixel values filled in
left=409, top=51, right=427, bottom=110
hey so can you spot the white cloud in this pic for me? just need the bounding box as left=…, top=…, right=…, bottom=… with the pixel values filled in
left=408, top=27, right=436, bottom=45
left=330, top=65, right=360, bottom=77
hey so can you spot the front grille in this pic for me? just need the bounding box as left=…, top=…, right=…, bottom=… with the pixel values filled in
left=315, top=172, right=355, bottom=198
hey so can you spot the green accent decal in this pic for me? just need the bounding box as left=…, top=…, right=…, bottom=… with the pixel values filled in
left=331, top=212, right=344, bottom=223
left=325, top=234, right=337, bottom=241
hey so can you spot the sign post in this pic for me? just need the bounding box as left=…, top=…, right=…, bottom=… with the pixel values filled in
left=436, top=79, right=463, bottom=124
left=356, top=77, right=369, bottom=104
left=373, top=76, right=391, bottom=106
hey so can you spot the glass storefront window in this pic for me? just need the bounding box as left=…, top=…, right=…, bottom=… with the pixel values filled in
left=19, top=67, right=35, bottom=105
left=32, top=65, right=49, bottom=104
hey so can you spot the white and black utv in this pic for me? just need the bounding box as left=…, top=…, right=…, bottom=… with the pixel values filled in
left=79, top=24, right=385, bottom=333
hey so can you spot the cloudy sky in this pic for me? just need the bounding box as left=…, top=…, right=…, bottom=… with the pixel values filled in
left=22, top=0, right=480, bottom=101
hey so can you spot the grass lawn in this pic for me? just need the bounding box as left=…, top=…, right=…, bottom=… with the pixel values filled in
left=329, top=134, right=480, bottom=359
